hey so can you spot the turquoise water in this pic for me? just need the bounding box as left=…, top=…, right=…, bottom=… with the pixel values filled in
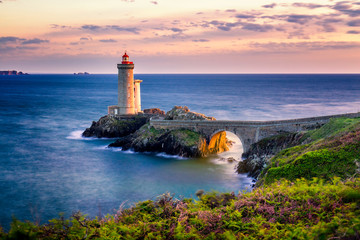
left=1, top=74, right=360, bottom=228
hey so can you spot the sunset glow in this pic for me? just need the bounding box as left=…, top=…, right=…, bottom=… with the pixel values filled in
left=1, top=0, right=360, bottom=73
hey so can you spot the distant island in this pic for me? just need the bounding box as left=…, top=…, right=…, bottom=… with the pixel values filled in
left=0, top=70, right=28, bottom=75
left=73, top=72, right=90, bottom=75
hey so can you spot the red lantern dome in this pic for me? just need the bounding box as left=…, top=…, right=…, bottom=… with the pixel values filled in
left=122, top=52, right=133, bottom=64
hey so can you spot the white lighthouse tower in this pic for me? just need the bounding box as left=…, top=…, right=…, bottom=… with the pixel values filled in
left=108, top=52, right=142, bottom=115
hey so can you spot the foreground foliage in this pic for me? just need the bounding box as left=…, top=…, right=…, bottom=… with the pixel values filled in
left=1, top=178, right=359, bottom=239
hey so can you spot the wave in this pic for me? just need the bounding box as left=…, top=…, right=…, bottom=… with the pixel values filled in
left=66, top=130, right=118, bottom=140
left=93, top=144, right=185, bottom=158
left=93, top=145, right=138, bottom=154
left=156, top=152, right=188, bottom=160
left=66, top=130, right=93, bottom=140
left=122, top=149, right=137, bottom=154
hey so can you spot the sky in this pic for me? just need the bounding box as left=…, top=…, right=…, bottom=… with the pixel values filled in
left=0, top=0, right=360, bottom=73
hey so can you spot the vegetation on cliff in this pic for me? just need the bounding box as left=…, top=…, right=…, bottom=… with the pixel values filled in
left=109, top=124, right=230, bottom=158
left=255, top=117, right=360, bottom=186
left=2, top=178, right=359, bottom=239
left=82, top=115, right=149, bottom=138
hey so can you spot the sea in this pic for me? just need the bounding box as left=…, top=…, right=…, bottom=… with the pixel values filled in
left=1, top=74, right=360, bottom=229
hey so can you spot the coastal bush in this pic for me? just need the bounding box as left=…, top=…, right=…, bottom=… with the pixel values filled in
left=1, top=178, right=359, bottom=239
left=257, top=118, right=360, bottom=186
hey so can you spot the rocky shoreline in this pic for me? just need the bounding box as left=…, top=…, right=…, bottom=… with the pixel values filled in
left=236, top=132, right=305, bottom=179
left=82, top=106, right=229, bottom=158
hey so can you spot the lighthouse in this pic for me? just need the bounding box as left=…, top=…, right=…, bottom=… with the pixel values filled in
left=108, top=52, right=142, bottom=115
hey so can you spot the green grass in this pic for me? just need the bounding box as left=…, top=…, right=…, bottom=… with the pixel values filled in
left=170, top=129, right=202, bottom=146
left=302, top=117, right=360, bottom=142
left=257, top=118, right=360, bottom=186
left=1, top=178, right=359, bottom=239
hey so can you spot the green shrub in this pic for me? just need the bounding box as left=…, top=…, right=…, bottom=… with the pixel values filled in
left=1, top=178, right=359, bottom=239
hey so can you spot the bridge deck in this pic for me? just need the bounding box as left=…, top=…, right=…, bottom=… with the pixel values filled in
left=150, top=112, right=360, bottom=127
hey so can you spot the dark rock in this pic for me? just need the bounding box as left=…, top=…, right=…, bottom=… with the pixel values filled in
left=108, top=124, right=230, bottom=158
left=165, top=106, right=216, bottom=121
left=236, top=132, right=304, bottom=179
left=143, top=108, right=165, bottom=116
left=82, top=115, right=149, bottom=138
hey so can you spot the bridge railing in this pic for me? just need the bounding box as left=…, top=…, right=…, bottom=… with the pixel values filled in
left=150, top=112, right=360, bottom=127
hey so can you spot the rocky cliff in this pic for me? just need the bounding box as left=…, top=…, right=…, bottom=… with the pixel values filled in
left=82, top=108, right=165, bottom=138
left=109, top=125, right=230, bottom=158
left=236, top=132, right=304, bottom=179
left=83, top=106, right=228, bottom=157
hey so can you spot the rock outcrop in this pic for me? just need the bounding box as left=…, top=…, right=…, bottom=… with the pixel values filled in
left=83, top=106, right=228, bottom=158
left=165, top=106, right=216, bottom=121
left=143, top=108, right=165, bottom=116
left=82, top=108, right=165, bottom=138
left=236, top=132, right=304, bottom=179
left=109, top=125, right=230, bottom=158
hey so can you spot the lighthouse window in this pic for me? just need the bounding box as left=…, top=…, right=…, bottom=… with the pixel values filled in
left=128, top=93, right=130, bottom=97
left=128, top=73, right=130, bottom=77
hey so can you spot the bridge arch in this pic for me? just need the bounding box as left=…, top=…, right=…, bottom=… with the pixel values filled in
left=209, top=129, right=245, bottom=156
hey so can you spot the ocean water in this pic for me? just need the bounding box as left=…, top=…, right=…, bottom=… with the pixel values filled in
left=0, top=74, right=360, bottom=229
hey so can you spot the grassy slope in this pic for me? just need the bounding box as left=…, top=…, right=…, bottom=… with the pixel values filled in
left=257, top=117, right=360, bottom=186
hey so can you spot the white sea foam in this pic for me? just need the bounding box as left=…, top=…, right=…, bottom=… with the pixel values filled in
left=122, top=149, right=137, bottom=154
left=66, top=130, right=93, bottom=140
left=66, top=130, right=117, bottom=140
left=93, top=145, right=124, bottom=152
left=156, top=152, right=187, bottom=160
left=111, top=147, right=123, bottom=152
left=93, top=145, right=109, bottom=150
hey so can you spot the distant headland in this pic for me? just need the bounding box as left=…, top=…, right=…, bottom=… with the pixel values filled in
left=73, top=72, right=90, bottom=75
left=0, top=70, right=28, bottom=75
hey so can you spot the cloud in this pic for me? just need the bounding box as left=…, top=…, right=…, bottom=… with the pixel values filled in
left=150, top=1, right=158, bottom=4
left=235, top=14, right=255, bottom=19
left=262, top=3, right=277, bottom=8
left=0, top=46, right=39, bottom=53
left=99, top=39, right=117, bottom=43
left=292, top=3, right=326, bottom=9
left=121, top=0, right=134, bottom=2
left=347, top=30, right=360, bottom=34
left=81, top=24, right=102, bottom=31
left=80, top=24, right=140, bottom=34
left=287, top=14, right=315, bottom=24
left=249, top=41, right=360, bottom=52
left=0, top=36, right=25, bottom=44
left=332, top=1, right=360, bottom=17
left=80, top=37, right=90, bottom=41
left=217, top=26, right=231, bottom=31
left=347, top=19, right=360, bottom=26
left=226, top=9, right=236, bottom=13
left=50, top=24, right=70, bottom=29
left=192, top=39, right=209, bottom=42
left=170, top=27, right=183, bottom=33
left=22, top=38, right=49, bottom=44
left=108, top=25, right=140, bottom=34
left=242, top=23, right=273, bottom=32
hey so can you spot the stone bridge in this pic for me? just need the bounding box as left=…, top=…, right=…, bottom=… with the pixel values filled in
left=150, top=112, right=360, bottom=153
